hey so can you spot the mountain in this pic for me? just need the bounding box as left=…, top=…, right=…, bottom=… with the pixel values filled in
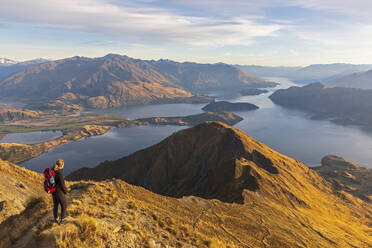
left=235, top=65, right=301, bottom=78
left=236, top=63, right=372, bottom=84
left=65, top=121, right=358, bottom=205
left=289, top=63, right=372, bottom=83
left=0, top=54, right=274, bottom=110
left=0, top=58, right=18, bottom=66
left=313, top=155, right=372, bottom=202
left=269, top=82, right=372, bottom=125
left=327, top=69, right=372, bottom=89
left=0, top=58, right=49, bottom=79
left=2, top=124, right=372, bottom=247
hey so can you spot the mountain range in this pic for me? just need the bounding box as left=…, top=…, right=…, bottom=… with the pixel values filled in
left=269, top=82, right=372, bottom=125
left=237, top=63, right=372, bottom=84
left=0, top=54, right=275, bottom=110
left=0, top=58, right=49, bottom=79
left=327, top=69, right=372, bottom=89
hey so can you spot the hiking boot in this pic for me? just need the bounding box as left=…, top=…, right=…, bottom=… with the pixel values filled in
left=54, top=218, right=59, bottom=224
left=58, top=219, right=65, bottom=225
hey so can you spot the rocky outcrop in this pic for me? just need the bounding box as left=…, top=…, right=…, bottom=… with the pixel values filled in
left=313, top=155, right=372, bottom=202
left=202, top=101, right=259, bottom=112
left=136, top=112, right=243, bottom=126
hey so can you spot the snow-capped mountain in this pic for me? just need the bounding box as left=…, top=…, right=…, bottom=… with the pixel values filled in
left=0, top=58, right=18, bottom=66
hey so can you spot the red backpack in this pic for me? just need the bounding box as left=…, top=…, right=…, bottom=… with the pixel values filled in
left=44, top=168, right=56, bottom=194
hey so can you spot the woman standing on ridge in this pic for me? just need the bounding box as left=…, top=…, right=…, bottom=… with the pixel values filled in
left=52, top=159, right=68, bottom=224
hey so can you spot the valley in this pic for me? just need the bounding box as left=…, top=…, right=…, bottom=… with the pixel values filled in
left=4, top=77, right=372, bottom=173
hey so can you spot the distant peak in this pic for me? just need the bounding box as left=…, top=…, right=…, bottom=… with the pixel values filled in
left=0, top=58, right=18, bottom=65
left=303, top=82, right=326, bottom=89
left=103, top=53, right=128, bottom=59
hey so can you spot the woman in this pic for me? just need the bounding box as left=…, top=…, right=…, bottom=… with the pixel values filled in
left=52, top=159, right=68, bottom=224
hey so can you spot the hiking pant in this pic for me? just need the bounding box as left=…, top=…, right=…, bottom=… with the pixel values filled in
left=52, top=191, right=67, bottom=220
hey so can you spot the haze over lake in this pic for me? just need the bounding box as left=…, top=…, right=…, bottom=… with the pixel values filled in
left=20, top=77, right=372, bottom=174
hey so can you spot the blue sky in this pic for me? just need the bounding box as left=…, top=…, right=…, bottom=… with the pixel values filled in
left=1, top=0, right=372, bottom=66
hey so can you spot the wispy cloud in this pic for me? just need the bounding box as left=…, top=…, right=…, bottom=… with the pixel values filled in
left=0, top=0, right=282, bottom=47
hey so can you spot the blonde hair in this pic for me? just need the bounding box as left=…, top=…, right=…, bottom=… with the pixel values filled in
left=53, top=159, right=65, bottom=171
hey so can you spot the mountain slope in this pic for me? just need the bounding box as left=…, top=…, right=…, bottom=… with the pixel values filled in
left=270, top=82, right=372, bottom=125
left=1, top=124, right=372, bottom=247
left=66, top=122, right=362, bottom=207
left=313, top=155, right=372, bottom=202
left=0, top=159, right=44, bottom=224
left=328, top=69, right=372, bottom=89
left=0, top=54, right=274, bottom=109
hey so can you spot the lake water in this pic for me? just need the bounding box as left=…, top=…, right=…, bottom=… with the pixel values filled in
left=21, top=77, right=372, bottom=174
left=21, top=126, right=184, bottom=174
left=0, top=131, right=62, bottom=144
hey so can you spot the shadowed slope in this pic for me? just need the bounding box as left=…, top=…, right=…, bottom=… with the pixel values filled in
left=69, top=122, right=335, bottom=208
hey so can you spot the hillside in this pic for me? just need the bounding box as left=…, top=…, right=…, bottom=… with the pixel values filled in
left=1, top=123, right=372, bottom=247
left=269, top=83, right=372, bottom=125
left=0, top=159, right=45, bottom=223
left=0, top=107, right=39, bottom=123
left=328, top=69, right=372, bottom=89
left=313, top=155, right=372, bottom=202
left=0, top=54, right=274, bottom=110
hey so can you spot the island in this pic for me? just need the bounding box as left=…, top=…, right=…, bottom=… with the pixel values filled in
left=202, top=101, right=259, bottom=112
left=136, top=112, right=243, bottom=126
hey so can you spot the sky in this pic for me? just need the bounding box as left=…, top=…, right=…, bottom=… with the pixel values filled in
left=0, top=0, right=372, bottom=66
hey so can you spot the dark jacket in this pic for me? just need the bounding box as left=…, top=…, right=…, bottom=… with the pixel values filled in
left=54, top=170, right=68, bottom=195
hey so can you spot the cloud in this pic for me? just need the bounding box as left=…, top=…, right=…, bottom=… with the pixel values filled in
left=288, top=0, right=372, bottom=19
left=0, top=0, right=282, bottom=47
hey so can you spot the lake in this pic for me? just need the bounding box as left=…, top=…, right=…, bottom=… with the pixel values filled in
left=0, top=131, right=62, bottom=144
left=21, top=77, right=372, bottom=174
